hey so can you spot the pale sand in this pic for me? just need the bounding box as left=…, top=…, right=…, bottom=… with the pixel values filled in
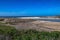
left=9, top=20, right=60, bottom=31
left=3, top=20, right=60, bottom=31
left=31, top=21, right=60, bottom=31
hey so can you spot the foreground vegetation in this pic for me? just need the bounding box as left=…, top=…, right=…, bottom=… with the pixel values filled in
left=0, top=25, right=60, bottom=40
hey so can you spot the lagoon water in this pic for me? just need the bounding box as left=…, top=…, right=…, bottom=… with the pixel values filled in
left=39, top=19, right=60, bottom=22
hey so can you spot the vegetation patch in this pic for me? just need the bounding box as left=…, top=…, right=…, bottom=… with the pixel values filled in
left=0, top=25, right=60, bottom=40
left=0, top=18, right=4, bottom=21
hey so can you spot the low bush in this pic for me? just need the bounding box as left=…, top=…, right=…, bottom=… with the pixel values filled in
left=0, top=25, right=60, bottom=40
left=0, top=19, right=4, bottom=21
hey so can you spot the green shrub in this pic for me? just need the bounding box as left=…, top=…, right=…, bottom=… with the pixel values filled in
left=0, top=19, right=4, bottom=21
left=0, top=25, right=60, bottom=40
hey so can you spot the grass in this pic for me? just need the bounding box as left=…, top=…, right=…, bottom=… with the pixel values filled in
left=18, top=30, right=60, bottom=40
left=0, top=24, right=60, bottom=40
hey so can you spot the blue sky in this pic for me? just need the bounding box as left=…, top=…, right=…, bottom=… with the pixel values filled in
left=0, top=0, right=60, bottom=16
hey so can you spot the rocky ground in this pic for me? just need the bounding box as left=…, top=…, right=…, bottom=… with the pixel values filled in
left=0, top=19, right=60, bottom=32
left=5, top=20, right=60, bottom=32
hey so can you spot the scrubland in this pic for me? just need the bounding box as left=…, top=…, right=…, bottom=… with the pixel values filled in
left=0, top=19, right=60, bottom=40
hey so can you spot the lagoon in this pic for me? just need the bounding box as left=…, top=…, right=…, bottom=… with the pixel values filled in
left=39, top=19, right=60, bottom=22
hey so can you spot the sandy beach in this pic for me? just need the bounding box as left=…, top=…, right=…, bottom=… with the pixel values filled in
left=0, top=18, right=60, bottom=31
left=4, top=19, right=60, bottom=31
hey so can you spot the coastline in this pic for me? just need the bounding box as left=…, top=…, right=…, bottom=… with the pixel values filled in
left=3, top=20, right=60, bottom=31
left=0, top=18, right=60, bottom=31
